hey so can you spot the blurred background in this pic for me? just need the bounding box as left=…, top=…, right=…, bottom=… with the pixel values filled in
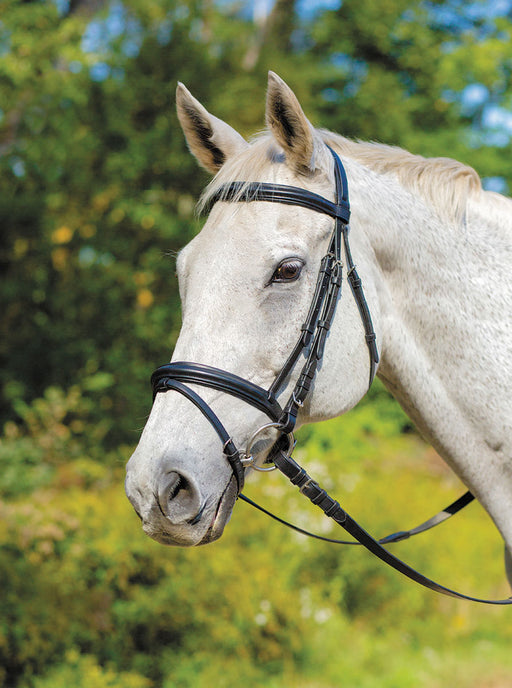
left=1, top=0, right=512, bottom=686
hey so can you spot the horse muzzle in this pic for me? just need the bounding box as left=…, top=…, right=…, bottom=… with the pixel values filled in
left=125, top=454, right=239, bottom=547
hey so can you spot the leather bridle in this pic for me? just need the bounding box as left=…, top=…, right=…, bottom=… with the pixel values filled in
left=151, top=147, right=512, bottom=605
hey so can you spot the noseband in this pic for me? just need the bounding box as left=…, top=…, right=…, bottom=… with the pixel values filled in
left=151, top=147, right=511, bottom=606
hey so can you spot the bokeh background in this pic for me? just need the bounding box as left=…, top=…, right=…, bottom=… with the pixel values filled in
left=1, top=1, right=512, bottom=686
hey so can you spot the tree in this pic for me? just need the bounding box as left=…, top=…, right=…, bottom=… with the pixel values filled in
left=1, top=0, right=511, bottom=442
left=2, top=2, right=512, bottom=686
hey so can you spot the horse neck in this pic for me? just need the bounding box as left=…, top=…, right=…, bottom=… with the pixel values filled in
left=338, top=157, right=512, bottom=560
left=349, top=157, right=511, bottom=470
left=346, top=158, right=453, bottom=315
left=347, top=159, right=508, bottom=336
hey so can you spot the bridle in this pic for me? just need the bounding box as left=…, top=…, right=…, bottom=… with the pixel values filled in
left=152, top=147, right=376, bottom=488
left=151, top=146, right=512, bottom=606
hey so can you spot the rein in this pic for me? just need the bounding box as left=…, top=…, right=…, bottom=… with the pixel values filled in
left=151, top=147, right=512, bottom=606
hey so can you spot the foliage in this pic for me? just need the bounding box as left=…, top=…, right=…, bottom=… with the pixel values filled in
left=0, top=381, right=119, bottom=498
left=1, top=0, right=512, bottom=686
left=2, top=0, right=512, bottom=438
left=31, top=650, right=151, bottom=688
left=1, top=386, right=512, bottom=687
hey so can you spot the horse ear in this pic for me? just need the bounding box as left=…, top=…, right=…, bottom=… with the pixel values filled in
left=176, top=83, right=249, bottom=174
left=266, top=71, right=316, bottom=174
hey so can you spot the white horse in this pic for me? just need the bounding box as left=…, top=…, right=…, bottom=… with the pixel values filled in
left=125, top=72, right=512, bottom=587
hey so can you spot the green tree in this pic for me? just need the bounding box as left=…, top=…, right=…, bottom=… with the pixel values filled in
left=2, top=1, right=512, bottom=687
left=2, top=0, right=511, bottom=442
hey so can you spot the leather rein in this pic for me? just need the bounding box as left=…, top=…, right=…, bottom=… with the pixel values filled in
left=151, top=147, right=512, bottom=605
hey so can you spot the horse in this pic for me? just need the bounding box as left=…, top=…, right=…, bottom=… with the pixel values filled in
left=125, top=72, right=512, bottom=591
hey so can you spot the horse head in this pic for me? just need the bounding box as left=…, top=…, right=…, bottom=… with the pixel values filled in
left=125, top=72, right=380, bottom=546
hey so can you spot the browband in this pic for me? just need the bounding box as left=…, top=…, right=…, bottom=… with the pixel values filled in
left=209, top=182, right=351, bottom=223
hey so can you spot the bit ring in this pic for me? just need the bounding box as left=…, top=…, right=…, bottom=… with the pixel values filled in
left=241, top=422, right=295, bottom=472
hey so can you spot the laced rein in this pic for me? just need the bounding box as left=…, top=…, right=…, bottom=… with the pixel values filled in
left=151, top=147, right=512, bottom=605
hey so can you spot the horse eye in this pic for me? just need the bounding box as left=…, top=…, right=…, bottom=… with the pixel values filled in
left=271, top=259, right=304, bottom=283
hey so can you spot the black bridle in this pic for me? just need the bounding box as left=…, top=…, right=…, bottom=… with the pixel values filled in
left=151, top=147, right=511, bottom=605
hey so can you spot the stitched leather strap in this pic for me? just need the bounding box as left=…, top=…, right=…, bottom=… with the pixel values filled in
left=342, top=225, right=379, bottom=387
left=271, top=449, right=512, bottom=604
left=152, top=376, right=246, bottom=493
left=209, top=182, right=351, bottom=223
left=210, top=147, right=377, bottom=397
left=239, top=490, right=475, bottom=546
left=152, top=362, right=282, bottom=421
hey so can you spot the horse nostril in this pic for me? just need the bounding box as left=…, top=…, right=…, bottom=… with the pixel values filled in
left=158, top=471, right=185, bottom=513
left=166, top=472, right=184, bottom=501
left=157, top=471, right=199, bottom=524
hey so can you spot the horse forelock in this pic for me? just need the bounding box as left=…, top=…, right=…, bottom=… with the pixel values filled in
left=199, top=129, right=486, bottom=225
left=197, top=133, right=300, bottom=214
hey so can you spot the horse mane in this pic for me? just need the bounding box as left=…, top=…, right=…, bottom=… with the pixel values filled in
left=199, top=129, right=483, bottom=224
left=321, top=131, right=483, bottom=224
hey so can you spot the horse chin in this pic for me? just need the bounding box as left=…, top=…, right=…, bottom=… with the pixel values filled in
left=198, top=476, right=238, bottom=545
